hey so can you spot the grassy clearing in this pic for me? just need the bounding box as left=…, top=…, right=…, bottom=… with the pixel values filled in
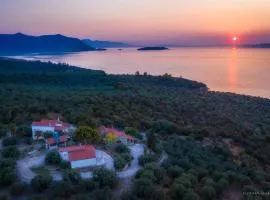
left=30, top=166, right=50, bottom=176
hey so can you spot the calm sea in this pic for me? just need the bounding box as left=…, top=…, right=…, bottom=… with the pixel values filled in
left=12, top=48, right=270, bottom=99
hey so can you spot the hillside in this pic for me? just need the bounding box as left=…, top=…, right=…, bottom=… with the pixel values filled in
left=0, top=33, right=95, bottom=55
left=0, top=58, right=270, bottom=199
left=0, top=57, right=269, bottom=137
left=83, top=39, right=132, bottom=48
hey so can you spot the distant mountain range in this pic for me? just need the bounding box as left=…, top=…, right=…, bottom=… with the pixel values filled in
left=0, top=33, right=95, bottom=55
left=0, top=33, right=269, bottom=55
left=82, top=39, right=132, bottom=48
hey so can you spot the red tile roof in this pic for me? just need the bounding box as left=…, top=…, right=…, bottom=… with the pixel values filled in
left=32, top=120, right=73, bottom=131
left=100, top=126, right=135, bottom=141
left=126, top=135, right=135, bottom=140
left=46, top=135, right=69, bottom=145
left=59, top=145, right=96, bottom=161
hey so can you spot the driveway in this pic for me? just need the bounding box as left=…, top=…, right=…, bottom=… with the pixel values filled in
left=96, top=150, right=114, bottom=170
left=17, top=155, right=45, bottom=183
left=117, top=143, right=144, bottom=179
left=17, top=144, right=144, bottom=182
left=157, top=151, right=168, bottom=165
left=17, top=150, right=114, bottom=182
left=81, top=145, right=144, bottom=179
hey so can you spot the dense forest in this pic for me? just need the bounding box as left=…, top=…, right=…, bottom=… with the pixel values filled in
left=0, top=58, right=270, bottom=200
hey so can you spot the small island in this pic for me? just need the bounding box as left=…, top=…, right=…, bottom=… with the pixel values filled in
left=137, top=46, right=169, bottom=51
left=95, top=48, right=107, bottom=51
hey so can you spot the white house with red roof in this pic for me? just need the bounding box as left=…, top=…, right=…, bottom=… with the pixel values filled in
left=58, top=145, right=97, bottom=169
left=99, top=126, right=136, bottom=144
left=31, top=118, right=74, bottom=140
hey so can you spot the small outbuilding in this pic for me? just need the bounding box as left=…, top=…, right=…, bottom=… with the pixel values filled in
left=45, top=135, right=70, bottom=149
left=99, top=126, right=136, bottom=144
left=58, top=145, right=97, bottom=169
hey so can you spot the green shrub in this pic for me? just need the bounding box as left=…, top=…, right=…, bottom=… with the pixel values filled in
left=121, top=153, right=133, bottom=163
left=114, top=144, right=129, bottom=153
left=132, top=178, right=153, bottom=198
left=0, top=158, right=16, bottom=187
left=52, top=181, right=73, bottom=197
left=175, top=178, right=192, bottom=189
left=147, top=132, right=156, bottom=151
left=253, top=171, right=265, bottom=183
left=1, top=146, right=20, bottom=159
left=171, top=183, right=186, bottom=199
left=114, top=155, right=126, bottom=170
left=63, top=169, right=81, bottom=184
left=149, top=186, right=166, bottom=200
left=93, top=168, right=118, bottom=188
left=0, top=195, right=10, bottom=200
left=243, top=185, right=258, bottom=193
left=160, top=176, right=172, bottom=188
left=17, top=126, right=32, bottom=137
left=226, top=171, right=237, bottom=182
left=216, top=178, right=229, bottom=192
left=0, top=126, right=6, bottom=138
left=91, top=187, right=112, bottom=200
left=0, top=159, right=16, bottom=169
left=167, top=165, right=184, bottom=178
left=202, top=177, right=215, bottom=186
left=59, top=160, right=71, bottom=169
left=28, top=195, right=47, bottom=200
left=183, top=190, right=199, bottom=200
left=31, top=175, right=53, bottom=192
left=201, top=185, right=216, bottom=200
left=151, top=120, right=179, bottom=135
left=262, top=181, right=270, bottom=191
left=2, top=137, right=17, bottom=146
left=0, top=167, right=16, bottom=186
left=125, top=127, right=137, bottom=137
left=45, top=151, right=61, bottom=165
left=24, top=138, right=32, bottom=145
left=145, top=163, right=166, bottom=183
left=80, top=180, right=98, bottom=191
left=238, top=174, right=252, bottom=185
left=121, top=190, right=139, bottom=200
left=10, top=183, right=26, bottom=196
left=138, top=154, right=156, bottom=166
left=136, top=170, right=156, bottom=182
left=177, top=158, right=192, bottom=170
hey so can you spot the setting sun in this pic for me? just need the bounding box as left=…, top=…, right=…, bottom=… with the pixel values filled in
left=233, top=36, right=238, bottom=41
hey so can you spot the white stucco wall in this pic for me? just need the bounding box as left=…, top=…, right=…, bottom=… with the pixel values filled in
left=71, top=158, right=97, bottom=169
left=60, top=152, right=69, bottom=161
left=32, top=125, right=55, bottom=140
left=119, top=136, right=127, bottom=144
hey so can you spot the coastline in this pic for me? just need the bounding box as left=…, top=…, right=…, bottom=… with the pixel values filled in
left=1, top=54, right=270, bottom=100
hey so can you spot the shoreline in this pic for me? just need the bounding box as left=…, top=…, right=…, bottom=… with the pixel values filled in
left=1, top=56, right=270, bottom=100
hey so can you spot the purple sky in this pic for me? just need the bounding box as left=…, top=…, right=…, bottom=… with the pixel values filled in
left=1, top=0, right=270, bottom=45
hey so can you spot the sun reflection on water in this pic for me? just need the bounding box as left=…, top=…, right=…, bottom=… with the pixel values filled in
left=228, top=48, right=237, bottom=92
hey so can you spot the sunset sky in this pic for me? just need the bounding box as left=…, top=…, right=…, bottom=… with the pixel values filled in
left=1, top=0, right=270, bottom=45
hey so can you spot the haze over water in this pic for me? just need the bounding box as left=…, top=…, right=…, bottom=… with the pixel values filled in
left=15, top=47, right=270, bottom=99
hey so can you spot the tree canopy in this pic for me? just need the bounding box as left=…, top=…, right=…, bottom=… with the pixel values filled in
left=74, top=126, right=99, bottom=143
